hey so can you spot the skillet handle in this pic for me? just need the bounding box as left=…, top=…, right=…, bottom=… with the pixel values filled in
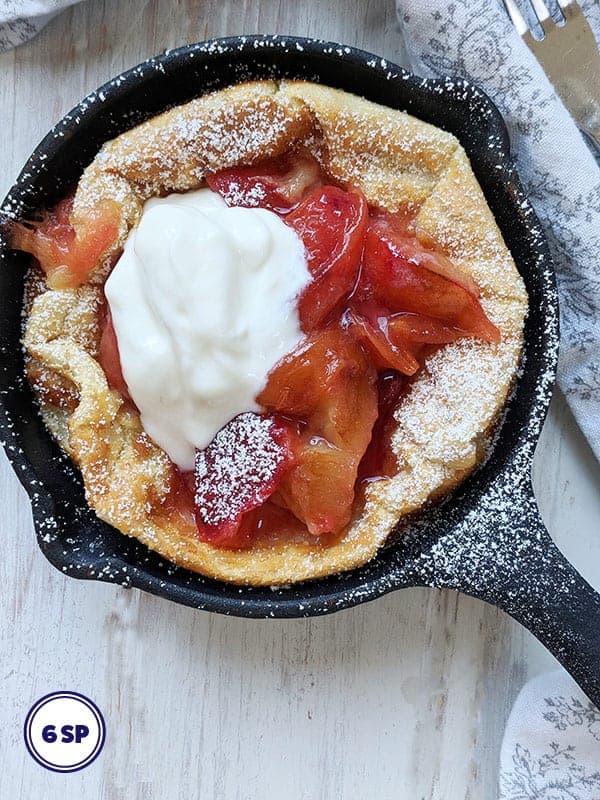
left=458, top=514, right=600, bottom=709
left=493, top=532, right=600, bottom=708
left=417, top=476, right=600, bottom=708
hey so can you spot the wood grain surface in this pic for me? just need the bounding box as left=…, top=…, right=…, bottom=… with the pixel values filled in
left=1, top=2, right=599, bottom=798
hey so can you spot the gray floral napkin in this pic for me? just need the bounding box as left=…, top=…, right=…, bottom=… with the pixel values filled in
left=0, top=0, right=81, bottom=51
left=397, top=0, right=600, bottom=463
left=500, top=671, right=600, bottom=799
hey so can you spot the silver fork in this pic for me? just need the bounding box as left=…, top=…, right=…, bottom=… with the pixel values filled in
left=503, top=0, right=600, bottom=149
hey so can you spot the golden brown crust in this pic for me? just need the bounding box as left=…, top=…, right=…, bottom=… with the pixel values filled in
left=73, top=81, right=315, bottom=284
left=23, top=80, right=527, bottom=585
left=279, top=81, right=460, bottom=211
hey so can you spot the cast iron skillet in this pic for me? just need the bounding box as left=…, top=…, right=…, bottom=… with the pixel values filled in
left=1, top=36, right=599, bottom=706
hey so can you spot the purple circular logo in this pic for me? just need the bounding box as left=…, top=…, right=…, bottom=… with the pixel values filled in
left=23, top=691, right=106, bottom=772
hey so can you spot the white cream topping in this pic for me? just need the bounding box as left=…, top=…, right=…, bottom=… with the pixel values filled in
left=105, top=188, right=310, bottom=470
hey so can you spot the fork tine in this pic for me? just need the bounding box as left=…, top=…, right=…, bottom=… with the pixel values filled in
left=529, top=0, right=552, bottom=23
left=557, top=0, right=578, bottom=19
left=503, top=0, right=529, bottom=36
left=527, top=0, right=556, bottom=39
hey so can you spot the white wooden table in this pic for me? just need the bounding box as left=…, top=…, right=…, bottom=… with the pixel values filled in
left=1, top=2, right=599, bottom=797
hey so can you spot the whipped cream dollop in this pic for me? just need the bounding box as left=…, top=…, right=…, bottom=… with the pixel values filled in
left=105, top=188, right=310, bottom=470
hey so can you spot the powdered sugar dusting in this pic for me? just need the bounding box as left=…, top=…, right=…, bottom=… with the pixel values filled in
left=195, top=413, right=288, bottom=526
left=91, top=89, right=309, bottom=200
left=218, top=180, right=267, bottom=207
